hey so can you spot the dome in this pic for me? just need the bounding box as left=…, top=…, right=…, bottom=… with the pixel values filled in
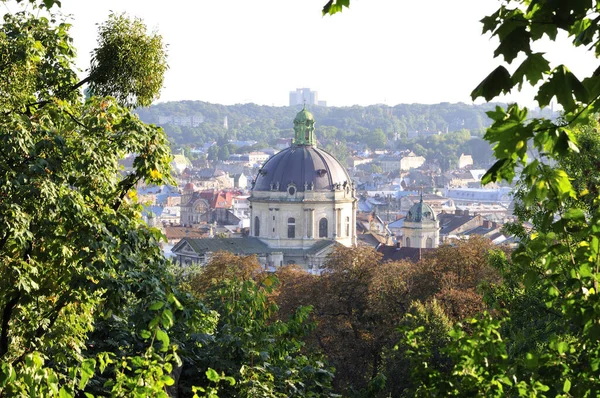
left=183, top=182, right=195, bottom=191
left=294, top=107, right=314, bottom=122
left=406, top=197, right=437, bottom=222
left=253, top=146, right=351, bottom=192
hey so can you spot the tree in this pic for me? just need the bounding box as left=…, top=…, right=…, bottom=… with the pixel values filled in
left=88, top=13, right=168, bottom=109
left=273, top=241, right=500, bottom=396
left=393, top=0, right=600, bottom=394
left=181, top=262, right=335, bottom=397
left=274, top=247, right=414, bottom=395
left=0, top=4, right=207, bottom=396
left=187, top=251, right=264, bottom=294
left=217, top=144, right=230, bottom=161
left=367, top=128, right=387, bottom=150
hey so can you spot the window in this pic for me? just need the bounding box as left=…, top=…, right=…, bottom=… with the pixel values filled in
left=346, top=216, right=350, bottom=237
left=254, top=216, right=260, bottom=237
left=288, top=186, right=296, bottom=195
left=319, top=218, right=328, bottom=238
left=406, top=237, right=411, bottom=247
left=426, top=237, right=433, bottom=248
left=287, top=217, right=296, bottom=238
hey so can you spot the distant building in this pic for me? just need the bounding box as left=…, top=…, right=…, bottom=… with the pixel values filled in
left=248, top=152, right=271, bottom=165
left=458, top=153, right=474, bottom=169
left=400, top=152, right=425, bottom=171
left=232, top=173, right=248, bottom=189
left=400, top=152, right=425, bottom=170
left=171, top=152, right=192, bottom=174
left=379, top=156, right=402, bottom=173
left=158, top=115, right=204, bottom=127
left=400, top=194, right=440, bottom=249
left=289, top=88, right=326, bottom=107
left=444, top=186, right=512, bottom=205
left=349, top=157, right=373, bottom=168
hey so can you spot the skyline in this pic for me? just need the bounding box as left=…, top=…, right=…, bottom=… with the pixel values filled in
left=18, top=0, right=598, bottom=107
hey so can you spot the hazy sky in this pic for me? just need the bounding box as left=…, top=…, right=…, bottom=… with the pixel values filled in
left=20, top=0, right=598, bottom=107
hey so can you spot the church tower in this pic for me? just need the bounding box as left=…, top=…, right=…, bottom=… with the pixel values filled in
left=249, top=107, right=357, bottom=268
left=401, top=193, right=439, bottom=249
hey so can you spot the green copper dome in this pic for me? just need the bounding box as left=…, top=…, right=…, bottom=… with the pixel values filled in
left=293, top=106, right=316, bottom=146
left=406, top=195, right=437, bottom=222
left=294, top=107, right=314, bottom=122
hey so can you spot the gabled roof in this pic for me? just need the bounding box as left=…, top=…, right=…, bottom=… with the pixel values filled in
left=438, top=213, right=477, bottom=235
left=388, top=218, right=405, bottom=229
left=172, top=237, right=340, bottom=258
left=165, top=227, right=208, bottom=240
left=357, top=233, right=382, bottom=247
left=173, top=237, right=270, bottom=255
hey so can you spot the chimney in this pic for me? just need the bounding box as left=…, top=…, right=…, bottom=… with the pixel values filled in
left=492, top=222, right=497, bottom=229
left=455, top=209, right=463, bottom=216
left=483, top=220, right=491, bottom=228
left=396, top=241, right=401, bottom=250
left=464, top=209, right=470, bottom=216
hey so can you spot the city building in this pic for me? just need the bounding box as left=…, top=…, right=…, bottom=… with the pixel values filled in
left=289, top=88, right=326, bottom=107
left=400, top=194, right=440, bottom=249
left=400, top=152, right=426, bottom=171
left=157, top=115, right=204, bottom=127
left=458, top=153, right=474, bottom=169
left=173, top=107, right=356, bottom=270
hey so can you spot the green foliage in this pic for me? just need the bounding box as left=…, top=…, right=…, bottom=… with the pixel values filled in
left=383, top=300, right=452, bottom=396
left=137, top=101, right=513, bottom=155
left=322, top=0, right=350, bottom=16
left=89, top=13, right=168, bottom=109
left=0, top=5, right=211, bottom=397
left=180, top=277, right=335, bottom=397
left=399, top=0, right=600, bottom=396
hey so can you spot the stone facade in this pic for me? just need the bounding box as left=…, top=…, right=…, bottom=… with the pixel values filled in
left=400, top=195, right=440, bottom=249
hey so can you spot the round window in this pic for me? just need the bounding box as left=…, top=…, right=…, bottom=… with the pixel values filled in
left=288, top=186, right=296, bottom=195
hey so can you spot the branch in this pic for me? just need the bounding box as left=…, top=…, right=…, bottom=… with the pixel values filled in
left=34, top=295, right=69, bottom=340
left=113, top=173, right=140, bottom=211
left=0, top=242, right=32, bottom=357
left=532, top=92, right=600, bottom=135
left=70, top=75, right=93, bottom=93
left=0, top=292, right=21, bottom=357
left=22, top=75, right=94, bottom=111
left=64, top=109, right=89, bottom=129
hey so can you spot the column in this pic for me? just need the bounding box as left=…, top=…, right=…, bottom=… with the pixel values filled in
left=333, top=207, right=337, bottom=238
left=352, top=202, right=357, bottom=245
left=304, top=209, right=309, bottom=238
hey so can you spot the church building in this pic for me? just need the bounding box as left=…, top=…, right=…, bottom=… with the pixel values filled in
left=172, top=107, right=357, bottom=271
left=401, top=193, right=440, bottom=249
left=376, top=194, right=440, bottom=262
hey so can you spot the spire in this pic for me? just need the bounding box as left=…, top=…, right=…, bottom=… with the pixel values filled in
left=292, top=106, right=316, bottom=146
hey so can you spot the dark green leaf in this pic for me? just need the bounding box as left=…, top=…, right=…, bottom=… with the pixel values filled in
left=512, top=53, right=550, bottom=89
left=536, top=65, right=588, bottom=112
left=493, top=26, right=532, bottom=63
left=471, top=66, right=513, bottom=101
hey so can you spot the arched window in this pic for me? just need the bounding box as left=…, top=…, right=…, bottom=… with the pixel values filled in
left=319, top=218, right=328, bottom=238
left=346, top=216, right=350, bottom=237
left=287, top=217, right=296, bottom=238
left=254, top=216, right=260, bottom=237
left=426, top=237, right=433, bottom=248
left=406, top=237, right=411, bottom=247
